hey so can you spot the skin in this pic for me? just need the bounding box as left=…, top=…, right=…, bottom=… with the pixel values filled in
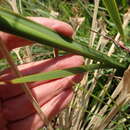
left=0, top=17, right=84, bottom=130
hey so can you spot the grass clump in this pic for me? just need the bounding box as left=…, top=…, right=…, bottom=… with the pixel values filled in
left=1, top=0, right=130, bottom=130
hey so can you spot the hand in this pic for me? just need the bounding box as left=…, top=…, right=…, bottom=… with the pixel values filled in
left=0, top=17, right=84, bottom=130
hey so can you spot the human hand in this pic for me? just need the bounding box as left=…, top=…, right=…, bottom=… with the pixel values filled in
left=0, top=17, right=84, bottom=130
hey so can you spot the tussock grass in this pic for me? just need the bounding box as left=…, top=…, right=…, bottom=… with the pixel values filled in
left=0, top=0, right=130, bottom=130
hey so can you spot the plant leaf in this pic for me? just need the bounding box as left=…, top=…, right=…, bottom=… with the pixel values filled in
left=102, top=0, right=124, bottom=38
left=0, top=8, right=126, bottom=69
left=11, top=64, right=109, bottom=84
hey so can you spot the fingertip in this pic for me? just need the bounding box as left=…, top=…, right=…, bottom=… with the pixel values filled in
left=55, top=54, right=84, bottom=69
left=28, top=17, right=74, bottom=37
left=52, top=23, right=74, bottom=37
left=71, top=55, right=84, bottom=65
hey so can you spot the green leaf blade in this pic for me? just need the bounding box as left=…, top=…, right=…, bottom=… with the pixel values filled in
left=0, top=8, right=127, bottom=69
left=12, top=64, right=110, bottom=84
left=102, top=0, right=124, bottom=38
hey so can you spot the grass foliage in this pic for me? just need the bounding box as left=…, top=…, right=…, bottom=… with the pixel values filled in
left=0, top=0, right=130, bottom=130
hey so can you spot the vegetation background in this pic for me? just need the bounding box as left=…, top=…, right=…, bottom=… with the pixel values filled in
left=0, top=0, right=130, bottom=129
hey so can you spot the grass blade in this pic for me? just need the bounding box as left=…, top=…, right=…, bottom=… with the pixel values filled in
left=102, top=0, right=124, bottom=38
left=0, top=8, right=126, bottom=69
left=11, top=64, right=110, bottom=84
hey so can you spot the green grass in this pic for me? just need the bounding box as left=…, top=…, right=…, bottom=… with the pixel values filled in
left=0, top=0, right=130, bottom=129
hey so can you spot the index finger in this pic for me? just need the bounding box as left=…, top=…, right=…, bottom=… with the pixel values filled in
left=0, top=17, right=73, bottom=58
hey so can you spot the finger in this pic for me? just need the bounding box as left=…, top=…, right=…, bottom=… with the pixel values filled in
left=7, top=89, right=73, bottom=130
left=28, top=17, right=73, bottom=37
left=3, top=74, right=82, bottom=121
left=0, top=17, right=73, bottom=56
left=0, top=54, right=84, bottom=99
left=0, top=100, right=7, bottom=130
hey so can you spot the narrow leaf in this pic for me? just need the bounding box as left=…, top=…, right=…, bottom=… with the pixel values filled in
left=102, top=0, right=124, bottom=38
left=0, top=8, right=126, bottom=69
left=11, top=64, right=110, bottom=84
